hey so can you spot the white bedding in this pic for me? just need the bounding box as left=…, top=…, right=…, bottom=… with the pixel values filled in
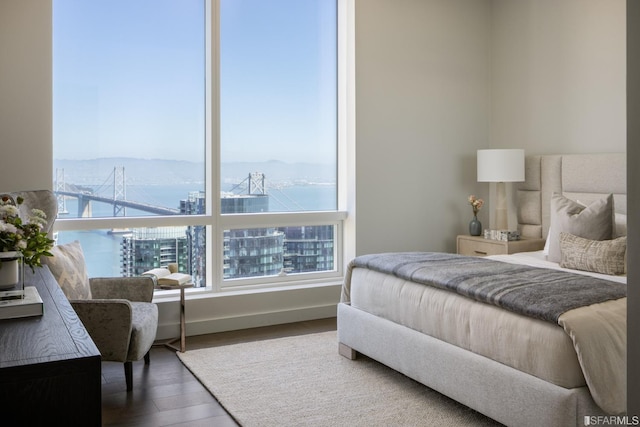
left=490, top=251, right=627, bottom=414
left=487, top=250, right=626, bottom=284
left=349, top=268, right=585, bottom=388
left=346, top=250, right=626, bottom=414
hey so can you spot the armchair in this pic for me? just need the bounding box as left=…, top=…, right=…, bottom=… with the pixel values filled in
left=43, top=240, right=159, bottom=391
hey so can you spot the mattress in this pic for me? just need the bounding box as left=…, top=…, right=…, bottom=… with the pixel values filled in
left=347, top=250, right=626, bottom=389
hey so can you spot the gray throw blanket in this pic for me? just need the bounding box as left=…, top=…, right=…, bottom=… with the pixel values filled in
left=349, top=252, right=626, bottom=323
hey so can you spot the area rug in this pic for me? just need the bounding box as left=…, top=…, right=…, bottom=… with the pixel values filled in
left=177, top=331, right=502, bottom=427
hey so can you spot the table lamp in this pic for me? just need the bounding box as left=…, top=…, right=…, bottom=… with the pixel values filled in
left=477, top=149, right=525, bottom=230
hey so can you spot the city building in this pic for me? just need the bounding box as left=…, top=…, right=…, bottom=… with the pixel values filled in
left=282, top=225, right=334, bottom=273
left=181, top=191, right=206, bottom=287
left=120, top=227, right=190, bottom=277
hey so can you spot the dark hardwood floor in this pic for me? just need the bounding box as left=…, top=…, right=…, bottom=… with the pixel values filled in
left=101, top=318, right=337, bottom=426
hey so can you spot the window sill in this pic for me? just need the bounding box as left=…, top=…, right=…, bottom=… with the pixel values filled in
left=152, top=279, right=343, bottom=303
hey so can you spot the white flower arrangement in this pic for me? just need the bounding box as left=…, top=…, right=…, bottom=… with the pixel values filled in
left=0, top=195, right=54, bottom=270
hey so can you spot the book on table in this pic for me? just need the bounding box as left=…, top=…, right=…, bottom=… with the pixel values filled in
left=0, top=286, right=44, bottom=320
left=142, top=268, right=192, bottom=286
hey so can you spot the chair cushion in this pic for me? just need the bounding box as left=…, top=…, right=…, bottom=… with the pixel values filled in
left=127, top=302, right=159, bottom=361
left=42, top=240, right=92, bottom=300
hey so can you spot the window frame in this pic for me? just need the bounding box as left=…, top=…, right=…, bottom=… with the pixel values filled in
left=53, top=0, right=350, bottom=298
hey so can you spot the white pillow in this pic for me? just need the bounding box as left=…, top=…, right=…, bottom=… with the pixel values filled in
left=614, top=213, right=627, bottom=238
left=547, top=194, right=614, bottom=263
left=543, top=230, right=550, bottom=256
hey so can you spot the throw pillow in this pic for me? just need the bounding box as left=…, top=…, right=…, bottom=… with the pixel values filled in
left=547, top=193, right=613, bottom=263
left=577, top=199, right=626, bottom=238
left=614, top=213, right=627, bottom=238
left=559, top=232, right=627, bottom=276
left=543, top=230, right=550, bottom=256
left=42, top=240, right=92, bottom=300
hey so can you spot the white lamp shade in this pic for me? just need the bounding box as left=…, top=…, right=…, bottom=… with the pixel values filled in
left=477, top=149, right=525, bottom=182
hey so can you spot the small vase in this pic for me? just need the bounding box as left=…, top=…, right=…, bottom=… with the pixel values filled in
left=469, top=215, right=482, bottom=236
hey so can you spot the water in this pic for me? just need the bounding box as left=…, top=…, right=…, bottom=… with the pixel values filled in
left=60, top=183, right=336, bottom=217
left=56, top=184, right=337, bottom=278
left=57, top=230, right=124, bottom=277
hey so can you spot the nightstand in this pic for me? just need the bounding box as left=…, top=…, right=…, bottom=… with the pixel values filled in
left=456, top=235, right=545, bottom=257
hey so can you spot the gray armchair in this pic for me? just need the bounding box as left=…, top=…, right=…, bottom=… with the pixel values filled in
left=42, top=240, right=159, bottom=391
left=10, top=189, right=159, bottom=392
left=71, top=275, right=159, bottom=391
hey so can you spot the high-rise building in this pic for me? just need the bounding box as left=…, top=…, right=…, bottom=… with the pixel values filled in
left=181, top=191, right=206, bottom=287
left=220, top=194, right=268, bottom=213
left=282, top=225, right=334, bottom=273
left=223, top=228, right=285, bottom=279
left=121, top=227, right=190, bottom=277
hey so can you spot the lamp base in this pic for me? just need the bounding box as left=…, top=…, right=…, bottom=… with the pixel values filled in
left=495, top=182, right=508, bottom=230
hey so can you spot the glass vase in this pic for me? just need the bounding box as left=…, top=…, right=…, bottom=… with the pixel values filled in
left=0, top=251, right=24, bottom=292
left=469, top=215, right=482, bottom=236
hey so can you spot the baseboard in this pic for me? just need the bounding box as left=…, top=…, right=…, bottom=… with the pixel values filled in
left=155, top=304, right=337, bottom=340
left=154, top=282, right=342, bottom=340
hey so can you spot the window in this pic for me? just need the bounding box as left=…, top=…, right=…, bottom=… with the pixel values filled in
left=220, top=0, right=337, bottom=212
left=53, top=0, right=343, bottom=292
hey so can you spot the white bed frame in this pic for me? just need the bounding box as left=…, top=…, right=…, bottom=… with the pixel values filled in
left=337, top=153, right=626, bottom=427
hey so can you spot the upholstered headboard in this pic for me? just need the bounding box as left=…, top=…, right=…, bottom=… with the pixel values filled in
left=516, top=153, right=627, bottom=239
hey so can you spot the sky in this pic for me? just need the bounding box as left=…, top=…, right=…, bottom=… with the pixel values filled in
left=52, top=0, right=337, bottom=165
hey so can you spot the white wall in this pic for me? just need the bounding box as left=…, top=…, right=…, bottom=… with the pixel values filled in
left=355, top=0, right=491, bottom=255
left=354, top=0, right=627, bottom=250
left=488, top=0, right=626, bottom=229
left=0, top=0, right=52, bottom=192
left=491, top=0, right=626, bottom=155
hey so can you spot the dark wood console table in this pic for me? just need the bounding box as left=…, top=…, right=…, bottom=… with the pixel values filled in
left=0, top=266, right=101, bottom=426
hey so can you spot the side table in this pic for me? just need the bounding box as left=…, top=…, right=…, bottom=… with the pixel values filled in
left=457, top=235, right=545, bottom=257
left=158, top=282, right=193, bottom=352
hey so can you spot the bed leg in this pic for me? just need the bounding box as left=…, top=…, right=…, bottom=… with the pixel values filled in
left=339, top=342, right=357, bottom=360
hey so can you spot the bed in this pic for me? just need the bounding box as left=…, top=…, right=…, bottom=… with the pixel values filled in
left=337, top=153, right=627, bottom=427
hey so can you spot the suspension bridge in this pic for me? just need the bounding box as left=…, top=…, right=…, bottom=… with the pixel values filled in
left=54, top=167, right=180, bottom=217
left=54, top=166, right=307, bottom=218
